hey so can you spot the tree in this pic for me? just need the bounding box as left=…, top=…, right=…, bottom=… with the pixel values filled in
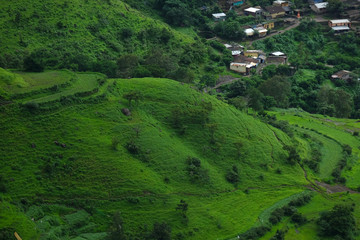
left=176, top=200, right=188, bottom=217
left=317, top=205, right=356, bottom=239
left=248, top=88, right=264, bottom=111
left=327, top=0, right=344, bottom=17
left=107, top=212, right=126, bottom=240
left=259, top=76, right=291, bottom=108
left=24, top=53, right=44, bottom=72
left=150, top=222, right=171, bottom=240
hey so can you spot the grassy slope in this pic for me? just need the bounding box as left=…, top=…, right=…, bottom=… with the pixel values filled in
left=0, top=74, right=310, bottom=239
left=0, top=0, right=194, bottom=67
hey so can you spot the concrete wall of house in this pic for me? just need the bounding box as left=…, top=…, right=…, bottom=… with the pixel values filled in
left=263, top=22, right=275, bottom=29
left=244, top=52, right=259, bottom=58
left=230, top=64, right=246, bottom=73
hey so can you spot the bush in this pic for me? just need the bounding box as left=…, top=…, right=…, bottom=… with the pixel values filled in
left=317, top=205, right=356, bottom=239
left=186, top=157, right=209, bottom=184
left=23, top=101, right=39, bottom=111
left=226, top=165, right=239, bottom=184
left=343, top=144, right=352, bottom=155
left=291, top=212, right=307, bottom=225
left=125, top=141, right=139, bottom=154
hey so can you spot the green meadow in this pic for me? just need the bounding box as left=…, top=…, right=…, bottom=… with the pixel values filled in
left=1, top=69, right=360, bottom=239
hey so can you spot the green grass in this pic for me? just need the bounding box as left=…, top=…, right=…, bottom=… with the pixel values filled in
left=270, top=109, right=360, bottom=188
left=25, top=72, right=102, bottom=104
left=12, top=70, right=75, bottom=94
left=0, top=77, right=310, bottom=239
left=1, top=77, right=360, bottom=239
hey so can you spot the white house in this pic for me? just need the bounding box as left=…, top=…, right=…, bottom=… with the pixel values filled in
left=212, top=13, right=227, bottom=21
left=311, top=2, right=328, bottom=13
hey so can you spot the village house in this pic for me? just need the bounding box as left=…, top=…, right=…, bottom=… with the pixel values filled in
left=273, top=0, right=289, bottom=7
left=244, top=7, right=262, bottom=17
left=212, top=13, right=226, bottom=21
left=331, top=70, right=351, bottom=81
left=265, top=6, right=286, bottom=19
left=230, top=63, right=248, bottom=74
left=224, top=43, right=243, bottom=56
left=310, top=2, right=328, bottom=13
left=328, top=19, right=351, bottom=32
left=228, top=0, right=244, bottom=7
left=244, top=28, right=255, bottom=36
left=244, top=50, right=264, bottom=58
left=263, top=21, right=275, bottom=29
left=253, top=26, right=268, bottom=37
left=231, top=55, right=260, bottom=75
left=267, top=51, right=287, bottom=64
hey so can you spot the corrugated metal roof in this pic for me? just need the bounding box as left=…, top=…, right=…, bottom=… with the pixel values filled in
left=332, top=26, right=350, bottom=31
left=314, top=2, right=328, bottom=8
left=271, top=51, right=285, bottom=56
left=212, top=13, right=226, bottom=18
left=330, top=19, right=350, bottom=24
left=244, top=7, right=261, bottom=13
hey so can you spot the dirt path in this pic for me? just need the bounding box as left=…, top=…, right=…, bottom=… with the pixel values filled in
left=315, top=181, right=359, bottom=194
left=213, top=75, right=240, bottom=89
left=249, top=19, right=300, bottom=46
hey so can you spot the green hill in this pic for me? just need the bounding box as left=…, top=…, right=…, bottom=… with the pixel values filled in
left=1, top=70, right=360, bottom=239
left=0, top=70, right=308, bottom=239
left=0, top=0, right=230, bottom=81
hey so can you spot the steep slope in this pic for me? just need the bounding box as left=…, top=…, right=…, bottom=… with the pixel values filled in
left=0, top=72, right=309, bottom=239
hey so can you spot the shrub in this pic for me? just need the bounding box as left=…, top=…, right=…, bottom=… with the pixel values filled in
left=291, top=212, right=307, bottom=225
left=186, top=157, right=209, bottom=184
left=23, top=101, right=39, bottom=111
left=343, top=144, right=352, bottom=155
left=125, top=141, right=139, bottom=154
left=151, top=222, right=171, bottom=240
left=317, top=205, right=356, bottom=239
left=226, top=165, right=239, bottom=184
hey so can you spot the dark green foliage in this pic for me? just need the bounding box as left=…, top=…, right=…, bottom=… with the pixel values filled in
left=176, top=200, right=188, bottom=218
left=24, top=52, right=45, bottom=72
left=259, top=76, right=291, bottom=108
left=226, top=165, right=239, bottom=184
left=288, top=194, right=312, bottom=207
left=107, top=212, right=127, bottom=240
left=291, top=212, right=307, bottom=225
left=214, top=21, right=245, bottom=40
left=227, top=80, right=247, bottom=98
left=282, top=205, right=297, bottom=216
left=150, top=222, right=172, bottom=240
left=228, top=96, right=248, bottom=111
left=270, top=230, right=285, bottom=240
left=283, top=145, right=300, bottom=165
left=0, top=228, right=16, bottom=240
left=125, top=141, right=139, bottom=154
left=343, top=144, right=352, bottom=155
left=186, top=157, right=209, bottom=184
left=269, top=208, right=284, bottom=225
left=0, top=175, right=6, bottom=193
left=317, top=205, right=356, bottom=240
left=237, top=225, right=271, bottom=240
left=248, top=88, right=264, bottom=112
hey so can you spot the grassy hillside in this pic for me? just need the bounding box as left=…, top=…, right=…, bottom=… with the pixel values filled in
left=1, top=70, right=360, bottom=239
left=0, top=70, right=314, bottom=239
left=0, top=0, right=231, bottom=81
